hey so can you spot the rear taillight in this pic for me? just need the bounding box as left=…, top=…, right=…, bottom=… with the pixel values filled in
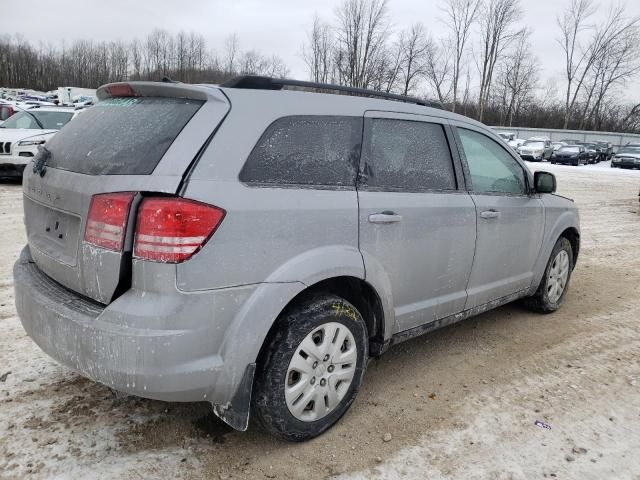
left=84, top=192, right=136, bottom=251
left=133, top=198, right=225, bottom=263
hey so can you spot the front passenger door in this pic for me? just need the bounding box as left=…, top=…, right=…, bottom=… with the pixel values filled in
left=455, top=127, right=544, bottom=309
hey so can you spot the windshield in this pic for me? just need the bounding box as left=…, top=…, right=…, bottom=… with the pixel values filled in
left=1, top=110, right=73, bottom=129
left=617, top=147, right=640, bottom=155
left=559, top=146, right=580, bottom=153
left=523, top=141, right=544, bottom=147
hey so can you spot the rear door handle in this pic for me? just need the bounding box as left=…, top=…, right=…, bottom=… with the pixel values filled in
left=480, top=210, right=501, bottom=219
left=368, top=212, right=403, bottom=224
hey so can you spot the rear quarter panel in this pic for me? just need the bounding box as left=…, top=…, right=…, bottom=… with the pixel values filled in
left=178, top=89, right=364, bottom=291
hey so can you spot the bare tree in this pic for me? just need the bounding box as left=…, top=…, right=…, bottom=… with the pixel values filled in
left=494, top=29, right=537, bottom=126
left=397, top=23, right=431, bottom=96
left=441, top=0, right=481, bottom=112
left=302, top=15, right=334, bottom=83
left=424, top=39, right=453, bottom=107
left=557, top=0, right=597, bottom=129
left=577, top=15, right=640, bottom=129
left=333, top=0, right=390, bottom=88
left=555, top=0, right=640, bottom=129
left=477, top=0, right=522, bottom=122
left=223, top=33, right=239, bottom=75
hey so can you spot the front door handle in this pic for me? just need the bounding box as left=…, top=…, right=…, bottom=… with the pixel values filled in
left=480, top=210, right=501, bottom=219
left=368, top=212, right=403, bottom=224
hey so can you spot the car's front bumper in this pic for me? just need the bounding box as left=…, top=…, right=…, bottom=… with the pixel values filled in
left=0, top=161, right=26, bottom=178
left=553, top=157, right=579, bottom=164
left=612, top=158, right=640, bottom=168
left=519, top=153, right=544, bottom=161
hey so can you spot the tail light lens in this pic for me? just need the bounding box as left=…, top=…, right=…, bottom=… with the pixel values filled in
left=84, top=192, right=136, bottom=251
left=106, top=83, right=136, bottom=97
left=134, top=197, right=225, bottom=263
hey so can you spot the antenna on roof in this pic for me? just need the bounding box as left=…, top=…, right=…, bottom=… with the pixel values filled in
left=220, top=75, right=439, bottom=108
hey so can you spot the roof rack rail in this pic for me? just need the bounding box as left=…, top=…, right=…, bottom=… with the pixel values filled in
left=220, top=75, right=438, bottom=108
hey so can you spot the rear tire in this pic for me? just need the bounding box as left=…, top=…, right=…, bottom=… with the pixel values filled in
left=523, top=237, right=574, bottom=314
left=252, top=293, right=368, bottom=441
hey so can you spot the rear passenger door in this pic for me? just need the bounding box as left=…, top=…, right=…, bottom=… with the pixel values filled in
left=357, top=112, right=476, bottom=333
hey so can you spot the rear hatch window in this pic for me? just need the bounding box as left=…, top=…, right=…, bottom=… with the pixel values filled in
left=45, top=97, right=203, bottom=175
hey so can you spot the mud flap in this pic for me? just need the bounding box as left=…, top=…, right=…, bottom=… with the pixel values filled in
left=212, top=363, right=256, bottom=431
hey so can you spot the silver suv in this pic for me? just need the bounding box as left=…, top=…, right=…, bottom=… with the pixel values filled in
left=14, top=77, right=580, bottom=441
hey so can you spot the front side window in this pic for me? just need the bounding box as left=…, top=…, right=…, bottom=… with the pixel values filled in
left=362, top=118, right=456, bottom=191
left=458, top=128, right=526, bottom=195
left=240, top=116, right=362, bottom=187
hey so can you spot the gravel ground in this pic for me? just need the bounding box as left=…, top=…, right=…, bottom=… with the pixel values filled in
left=0, top=162, right=639, bottom=480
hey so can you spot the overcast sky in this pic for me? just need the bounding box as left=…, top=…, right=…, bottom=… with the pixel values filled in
left=2, top=0, right=640, bottom=102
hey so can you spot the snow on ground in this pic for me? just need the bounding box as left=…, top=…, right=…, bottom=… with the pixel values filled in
left=1, top=162, right=639, bottom=480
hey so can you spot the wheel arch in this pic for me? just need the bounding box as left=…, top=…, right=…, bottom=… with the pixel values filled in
left=560, top=226, right=580, bottom=267
left=256, top=276, right=388, bottom=365
left=530, top=206, right=580, bottom=291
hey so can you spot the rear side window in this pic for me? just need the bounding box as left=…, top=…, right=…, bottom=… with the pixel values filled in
left=45, top=97, right=203, bottom=175
left=239, top=116, right=362, bottom=188
left=362, top=118, right=456, bottom=191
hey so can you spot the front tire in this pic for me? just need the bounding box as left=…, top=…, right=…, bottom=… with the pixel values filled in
left=523, top=237, right=574, bottom=313
left=252, top=293, right=368, bottom=441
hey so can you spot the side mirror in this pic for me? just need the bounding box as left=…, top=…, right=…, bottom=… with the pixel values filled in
left=534, top=171, right=556, bottom=194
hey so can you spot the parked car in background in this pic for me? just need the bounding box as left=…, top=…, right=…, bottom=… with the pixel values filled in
left=497, top=131, right=516, bottom=143
left=550, top=145, right=589, bottom=166
left=595, top=141, right=613, bottom=161
left=581, top=143, right=601, bottom=164
left=517, top=139, right=553, bottom=161
left=0, top=102, right=19, bottom=122
left=611, top=145, right=640, bottom=169
left=13, top=77, right=580, bottom=441
left=559, top=139, right=581, bottom=145
left=551, top=141, right=567, bottom=152
left=496, top=131, right=525, bottom=150
left=0, top=106, right=77, bottom=179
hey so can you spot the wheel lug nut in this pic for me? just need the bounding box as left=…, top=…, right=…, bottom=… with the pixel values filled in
left=328, top=365, right=334, bottom=372
left=310, top=377, right=316, bottom=385
left=323, top=355, right=330, bottom=362
left=312, top=361, right=318, bottom=368
left=320, top=378, right=326, bottom=386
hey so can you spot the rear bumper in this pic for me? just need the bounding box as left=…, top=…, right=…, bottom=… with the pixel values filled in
left=13, top=247, right=255, bottom=406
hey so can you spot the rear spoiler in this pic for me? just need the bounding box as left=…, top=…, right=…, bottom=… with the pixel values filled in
left=96, top=82, right=219, bottom=102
